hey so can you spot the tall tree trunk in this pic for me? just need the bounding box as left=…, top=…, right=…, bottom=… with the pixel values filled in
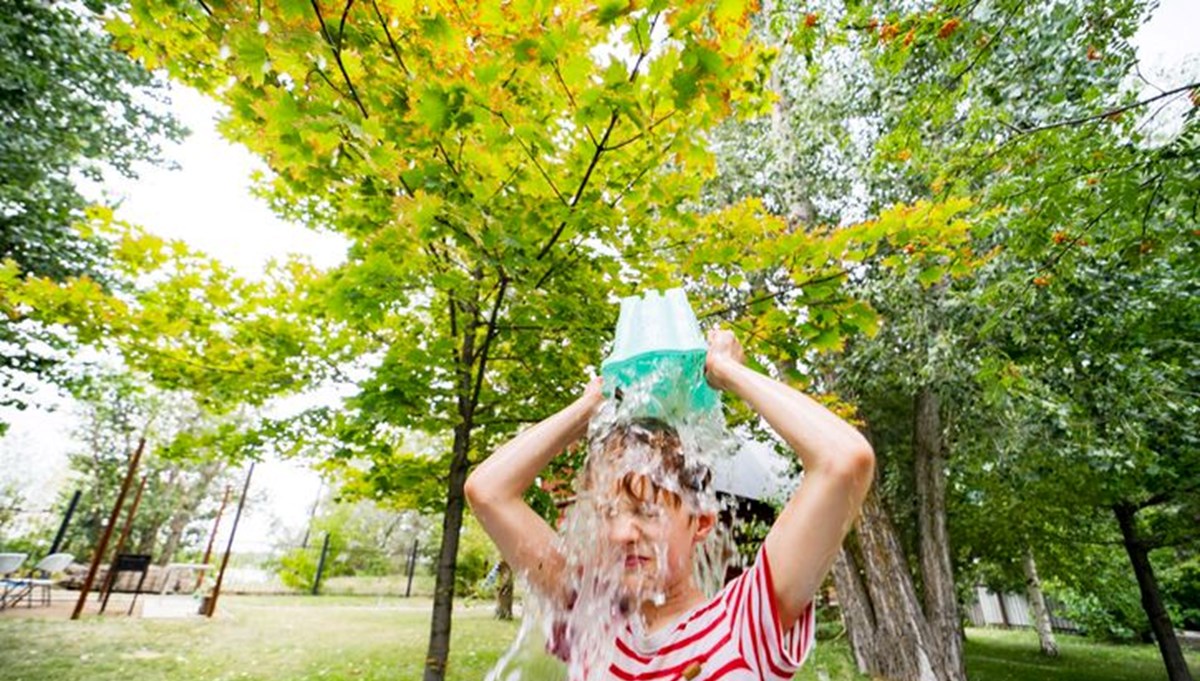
left=1022, top=546, right=1059, bottom=657
left=423, top=420, right=473, bottom=681
left=831, top=486, right=944, bottom=681
left=495, top=560, right=513, bottom=620
left=832, top=544, right=876, bottom=673
left=912, top=387, right=966, bottom=681
left=158, top=462, right=223, bottom=566
left=1113, top=503, right=1193, bottom=681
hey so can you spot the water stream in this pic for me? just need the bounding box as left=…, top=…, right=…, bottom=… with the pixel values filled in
left=485, top=361, right=743, bottom=680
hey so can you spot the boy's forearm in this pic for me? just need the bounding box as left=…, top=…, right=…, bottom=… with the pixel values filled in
left=716, top=362, right=873, bottom=475
left=466, top=394, right=598, bottom=506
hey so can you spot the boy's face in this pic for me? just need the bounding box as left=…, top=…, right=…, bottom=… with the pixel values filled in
left=596, top=483, right=714, bottom=598
left=583, top=420, right=715, bottom=600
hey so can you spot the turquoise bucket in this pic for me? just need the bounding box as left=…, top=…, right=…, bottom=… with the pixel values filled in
left=600, top=289, right=720, bottom=418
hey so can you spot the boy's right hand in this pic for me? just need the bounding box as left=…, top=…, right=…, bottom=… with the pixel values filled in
left=581, top=376, right=604, bottom=411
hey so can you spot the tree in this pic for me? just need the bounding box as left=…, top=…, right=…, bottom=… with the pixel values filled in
left=274, top=498, right=430, bottom=591
left=54, top=371, right=244, bottom=566
left=698, top=0, right=1198, bottom=679
left=110, top=3, right=784, bottom=677
left=0, top=0, right=181, bottom=419
left=109, top=3, right=1025, bottom=679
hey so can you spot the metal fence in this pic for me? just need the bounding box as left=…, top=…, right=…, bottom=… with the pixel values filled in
left=966, top=585, right=1080, bottom=633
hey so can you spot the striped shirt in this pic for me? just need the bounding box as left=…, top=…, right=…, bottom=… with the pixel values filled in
left=594, top=545, right=816, bottom=681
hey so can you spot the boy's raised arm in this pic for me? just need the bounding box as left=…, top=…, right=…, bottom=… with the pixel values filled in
left=705, top=328, right=875, bottom=629
left=464, top=378, right=603, bottom=601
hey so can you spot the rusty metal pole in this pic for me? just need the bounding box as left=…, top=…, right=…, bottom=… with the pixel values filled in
left=195, top=484, right=231, bottom=592
left=205, top=463, right=254, bottom=618
left=71, top=438, right=145, bottom=620
left=99, top=474, right=149, bottom=614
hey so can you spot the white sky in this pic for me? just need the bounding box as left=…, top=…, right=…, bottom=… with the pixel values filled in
left=1, top=1, right=1197, bottom=556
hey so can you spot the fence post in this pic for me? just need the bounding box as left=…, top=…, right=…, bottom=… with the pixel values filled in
left=405, top=539, right=419, bottom=598
left=312, top=532, right=331, bottom=596
left=49, top=490, right=81, bottom=556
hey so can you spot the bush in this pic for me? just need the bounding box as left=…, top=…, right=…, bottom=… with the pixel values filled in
left=1160, top=555, right=1200, bottom=631
left=1048, top=582, right=1149, bottom=643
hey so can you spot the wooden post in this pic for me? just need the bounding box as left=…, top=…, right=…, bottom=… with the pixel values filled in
left=71, top=438, right=145, bottom=620
left=99, top=475, right=149, bottom=614
left=195, top=485, right=231, bottom=592
left=205, top=463, right=254, bottom=618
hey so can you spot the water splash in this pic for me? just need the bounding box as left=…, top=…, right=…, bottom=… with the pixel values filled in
left=485, top=361, right=743, bottom=680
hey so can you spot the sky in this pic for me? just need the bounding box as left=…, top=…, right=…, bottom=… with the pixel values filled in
left=1, top=1, right=1198, bottom=556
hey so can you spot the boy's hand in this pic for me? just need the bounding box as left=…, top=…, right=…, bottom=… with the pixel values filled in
left=581, top=376, right=604, bottom=411
left=704, top=327, right=745, bottom=391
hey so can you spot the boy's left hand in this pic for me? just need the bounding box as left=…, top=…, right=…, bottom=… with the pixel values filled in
left=704, top=327, right=745, bottom=391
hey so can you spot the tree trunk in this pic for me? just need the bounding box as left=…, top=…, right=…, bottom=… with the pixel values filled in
left=831, top=486, right=944, bottom=681
left=913, top=387, right=966, bottom=681
left=832, top=544, right=876, bottom=673
left=159, top=462, right=223, bottom=566
left=1022, top=547, right=1059, bottom=657
left=495, top=560, right=513, bottom=620
left=1113, top=503, right=1194, bottom=681
left=422, top=420, right=473, bottom=681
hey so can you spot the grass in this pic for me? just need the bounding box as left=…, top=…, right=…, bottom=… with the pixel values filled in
left=0, top=594, right=1195, bottom=681
left=965, top=627, right=1199, bottom=681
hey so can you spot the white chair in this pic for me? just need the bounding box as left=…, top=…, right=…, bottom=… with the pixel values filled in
left=3, top=553, right=72, bottom=608
left=0, top=552, right=28, bottom=609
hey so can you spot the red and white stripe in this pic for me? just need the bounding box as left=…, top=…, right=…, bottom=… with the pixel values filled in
left=594, top=546, right=815, bottom=681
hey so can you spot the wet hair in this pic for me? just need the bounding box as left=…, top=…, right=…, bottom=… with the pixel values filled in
left=581, top=417, right=712, bottom=509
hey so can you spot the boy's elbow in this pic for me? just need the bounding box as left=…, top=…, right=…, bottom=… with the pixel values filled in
left=838, top=443, right=875, bottom=488
left=463, top=471, right=488, bottom=510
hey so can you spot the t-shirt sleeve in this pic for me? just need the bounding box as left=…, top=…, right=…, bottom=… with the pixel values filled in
left=728, top=544, right=816, bottom=678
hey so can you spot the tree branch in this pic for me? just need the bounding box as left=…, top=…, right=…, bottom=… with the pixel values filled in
left=337, top=0, right=356, bottom=52
left=698, top=269, right=850, bottom=320
left=602, top=110, right=677, bottom=152
left=534, top=12, right=661, bottom=261
left=311, top=0, right=369, bottom=118
left=947, top=2, right=1019, bottom=87
left=369, top=0, right=411, bottom=76
left=1010, top=82, right=1200, bottom=137
left=470, top=276, right=509, bottom=409
left=552, top=59, right=599, bottom=148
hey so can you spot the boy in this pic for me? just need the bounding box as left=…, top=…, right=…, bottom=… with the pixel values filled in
left=465, top=328, right=874, bottom=679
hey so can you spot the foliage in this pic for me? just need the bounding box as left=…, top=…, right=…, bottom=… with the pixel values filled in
left=1159, top=553, right=1200, bottom=632
left=273, top=499, right=431, bottom=591
left=422, top=511, right=499, bottom=599
left=103, top=2, right=985, bottom=674
left=0, top=0, right=181, bottom=418
left=50, top=371, right=242, bottom=564
left=2, top=211, right=338, bottom=414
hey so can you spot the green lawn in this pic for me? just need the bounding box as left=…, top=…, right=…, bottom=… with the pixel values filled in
left=0, top=595, right=1195, bottom=680
left=965, top=627, right=1198, bottom=681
